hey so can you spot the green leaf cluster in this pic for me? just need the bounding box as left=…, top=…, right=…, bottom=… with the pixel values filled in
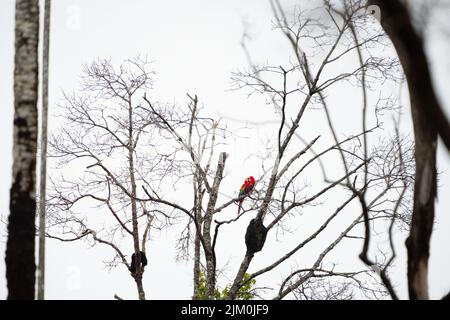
left=196, top=272, right=256, bottom=300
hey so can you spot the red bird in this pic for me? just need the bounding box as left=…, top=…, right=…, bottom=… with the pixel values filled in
left=236, top=176, right=256, bottom=215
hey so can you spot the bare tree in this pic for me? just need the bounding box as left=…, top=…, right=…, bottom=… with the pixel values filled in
left=47, top=54, right=240, bottom=300
left=47, top=57, right=179, bottom=300
left=6, top=0, right=40, bottom=300
left=45, top=1, right=424, bottom=301
left=139, top=94, right=234, bottom=300
left=139, top=0, right=414, bottom=300
left=368, top=0, right=450, bottom=300
left=221, top=0, right=414, bottom=300
left=291, top=267, right=386, bottom=300
left=37, top=0, right=51, bottom=300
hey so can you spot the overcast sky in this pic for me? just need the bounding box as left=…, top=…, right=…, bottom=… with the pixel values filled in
left=1, top=0, right=450, bottom=300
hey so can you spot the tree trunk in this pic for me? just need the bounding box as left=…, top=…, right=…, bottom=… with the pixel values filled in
left=192, top=170, right=204, bottom=300
left=192, top=230, right=201, bottom=299
left=127, top=97, right=145, bottom=300
left=203, top=152, right=227, bottom=299
left=368, top=0, right=440, bottom=299
left=227, top=252, right=253, bottom=300
left=6, top=0, right=40, bottom=300
left=37, top=0, right=51, bottom=301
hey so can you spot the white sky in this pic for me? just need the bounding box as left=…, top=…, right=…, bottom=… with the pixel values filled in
left=1, top=0, right=449, bottom=300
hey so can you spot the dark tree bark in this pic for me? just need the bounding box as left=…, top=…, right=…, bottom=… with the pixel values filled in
left=6, top=0, right=40, bottom=300
left=368, top=0, right=445, bottom=299
left=127, top=96, right=146, bottom=300
left=370, top=1, right=450, bottom=152
left=192, top=231, right=201, bottom=299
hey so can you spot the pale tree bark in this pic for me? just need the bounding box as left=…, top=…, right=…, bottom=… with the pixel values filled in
left=192, top=172, right=204, bottom=300
left=6, top=0, right=40, bottom=300
left=37, top=0, right=51, bottom=301
left=368, top=0, right=446, bottom=300
left=203, top=152, right=227, bottom=299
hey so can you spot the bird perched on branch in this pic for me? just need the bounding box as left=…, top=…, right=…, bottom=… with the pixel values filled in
left=236, top=176, right=255, bottom=215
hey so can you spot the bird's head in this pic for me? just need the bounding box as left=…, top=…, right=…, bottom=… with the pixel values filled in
left=247, top=176, right=255, bottom=184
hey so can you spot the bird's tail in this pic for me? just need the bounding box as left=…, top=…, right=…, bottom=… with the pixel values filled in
left=237, top=199, right=243, bottom=216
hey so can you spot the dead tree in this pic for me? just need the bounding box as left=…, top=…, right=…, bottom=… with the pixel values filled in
left=222, top=0, right=414, bottom=300
left=47, top=57, right=177, bottom=300
left=369, top=0, right=450, bottom=300
left=44, top=2, right=427, bottom=301
left=139, top=94, right=235, bottom=300
left=6, top=0, right=40, bottom=300
left=141, top=0, right=412, bottom=300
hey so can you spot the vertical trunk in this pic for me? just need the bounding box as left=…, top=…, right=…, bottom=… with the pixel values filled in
left=368, top=0, right=440, bottom=299
left=192, top=171, right=204, bottom=300
left=407, top=104, right=436, bottom=300
left=37, top=0, right=51, bottom=301
left=128, top=97, right=145, bottom=300
left=192, top=231, right=201, bottom=299
left=203, top=152, right=227, bottom=299
left=6, top=0, right=40, bottom=300
left=134, top=276, right=145, bottom=301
